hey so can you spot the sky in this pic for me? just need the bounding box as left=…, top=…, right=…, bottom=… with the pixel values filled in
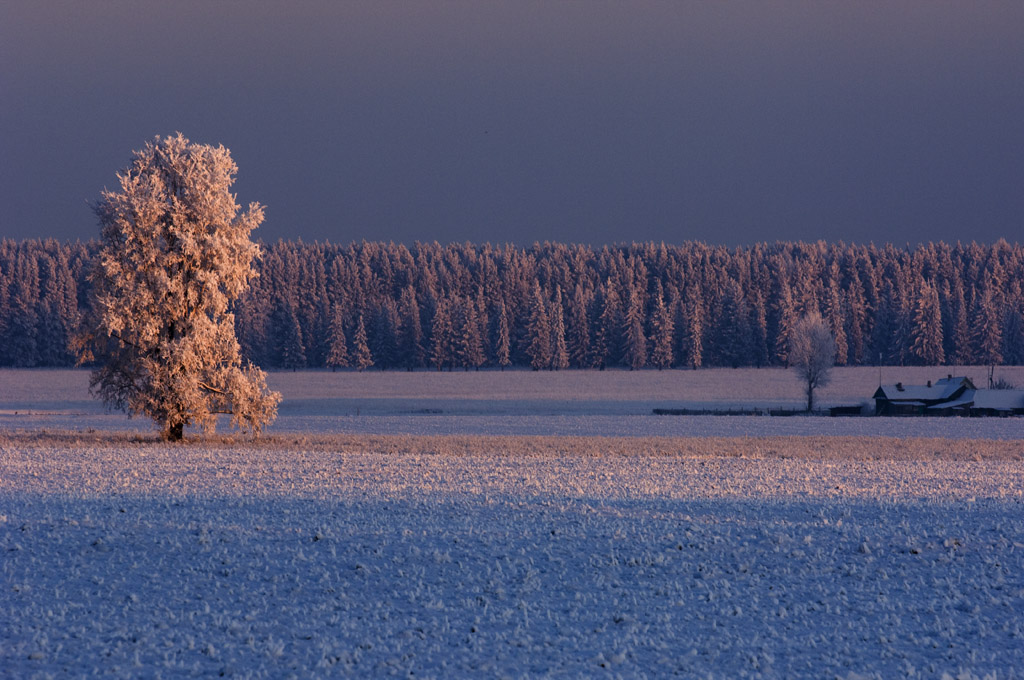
left=2, top=1, right=1023, bottom=247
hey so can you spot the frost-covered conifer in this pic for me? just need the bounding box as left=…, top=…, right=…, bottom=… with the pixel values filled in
left=712, top=280, right=748, bottom=368
left=747, top=289, right=770, bottom=368
left=549, top=286, right=569, bottom=370
left=79, top=134, right=280, bottom=440
left=567, top=284, right=591, bottom=368
left=351, top=314, right=374, bottom=371
left=825, top=278, right=847, bottom=366
left=951, top=280, right=972, bottom=365
left=494, top=299, right=511, bottom=370
left=772, top=279, right=795, bottom=367
left=273, top=300, right=307, bottom=370
left=649, top=282, right=674, bottom=370
left=845, top=276, right=867, bottom=365
left=527, top=281, right=552, bottom=370
left=623, top=285, right=647, bottom=370
left=595, top=280, right=622, bottom=368
left=325, top=304, right=350, bottom=371
left=458, top=296, right=486, bottom=370
left=397, top=286, right=423, bottom=370
left=6, top=252, right=40, bottom=366
left=971, top=284, right=1003, bottom=366
left=683, top=284, right=704, bottom=369
left=909, top=281, right=944, bottom=365
left=431, top=298, right=454, bottom=371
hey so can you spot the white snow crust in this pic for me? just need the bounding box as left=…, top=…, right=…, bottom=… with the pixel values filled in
left=3, top=433, right=1023, bottom=678
left=2, top=368, right=1024, bottom=678
left=4, top=367, right=1024, bottom=440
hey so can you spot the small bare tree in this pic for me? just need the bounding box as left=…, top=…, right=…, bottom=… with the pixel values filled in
left=789, top=313, right=836, bottom=412
left=78, top=134, right=281, bottom=440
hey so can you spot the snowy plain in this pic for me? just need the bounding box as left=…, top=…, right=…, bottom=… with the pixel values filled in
left=2, top=367, right=1024, bottom=678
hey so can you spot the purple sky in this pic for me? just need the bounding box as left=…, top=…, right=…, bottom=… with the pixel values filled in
left=2, top=2, right=1023, bottom=246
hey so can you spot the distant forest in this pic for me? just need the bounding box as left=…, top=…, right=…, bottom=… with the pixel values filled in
left=1, top=239, right=1022, bottom=371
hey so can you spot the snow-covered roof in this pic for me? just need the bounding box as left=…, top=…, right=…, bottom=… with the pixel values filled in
left=875, top=376, right=973, bottom=402
left=926, top=398, right=973, bottom=412
left=970, top=389, right=1024, bottom=411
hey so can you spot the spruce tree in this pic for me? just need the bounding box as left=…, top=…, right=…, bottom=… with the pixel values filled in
left=683, top=284, right=704, bottom=369
left=594, top=280, right=622, bottom=368
left=825, top=279, right=848, bottom=366
left=649, top=281, right=674, bottom=369
left=325, top=304, right=350, bottom=371
left=909, top=281, right=945, bottom=365
left=494, top=299, right=511, bottom=370
left=351, top=314, right=374, bottom=371
left=274, top=301, right=307, bottom=371
left=549, top=286, right=569, bottom=370
left=623, top=285, right=647, bottom=370
left=567, top=284, right=591, bottom=368
left=951, top=280, right=972, bottom=365
left=526, top=281, right=552, bottom=370
left=971, top=284, right=1003, bottom=366
left=430, top=298, right=453, bottom=371
left=397, top=285, right=423, bottom=370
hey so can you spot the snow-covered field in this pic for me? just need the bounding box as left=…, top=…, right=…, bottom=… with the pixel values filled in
left=5, top=366, right=1024, bottom=439
left=2, top=368, right=1024, bottom=677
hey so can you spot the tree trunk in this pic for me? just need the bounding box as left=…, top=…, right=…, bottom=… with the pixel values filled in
left=166, top=422, right=184, bottom=441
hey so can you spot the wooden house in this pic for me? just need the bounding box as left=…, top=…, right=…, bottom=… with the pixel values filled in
left=872, top=376, right=974, bottom=416
left=873, top=375, right=1024, bottom=416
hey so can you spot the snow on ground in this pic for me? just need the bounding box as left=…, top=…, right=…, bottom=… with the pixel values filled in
left=2, top=368, right=1024, bottom=677
left=2, top=433, right=1024, bottom=678
left=4, top=367, right=1024, bottom=439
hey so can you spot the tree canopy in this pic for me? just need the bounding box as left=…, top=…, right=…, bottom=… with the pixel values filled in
left=78, top=134, right=280, bottom=440
left=789, top=313, right=836, bottom=412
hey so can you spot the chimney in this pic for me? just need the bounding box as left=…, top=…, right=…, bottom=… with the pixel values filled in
left=948, top=374, right=952, bottom=380
left=896, top=382, right=903, bottom=391
left=927, top=380, right=932, bottom=388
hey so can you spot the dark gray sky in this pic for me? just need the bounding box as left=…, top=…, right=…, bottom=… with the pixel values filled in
left=2, top=2, right=1022, bottom=247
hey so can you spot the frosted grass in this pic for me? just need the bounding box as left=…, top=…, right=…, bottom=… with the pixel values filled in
left=3, top=368, right=1024, bottom=677
left=4, top=367, right=1024, bottom=440
left=2, top=436, right=1023, bottom=678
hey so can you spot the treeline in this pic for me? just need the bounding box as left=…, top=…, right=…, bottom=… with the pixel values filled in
left=2, top=238, right=1023, bottom=370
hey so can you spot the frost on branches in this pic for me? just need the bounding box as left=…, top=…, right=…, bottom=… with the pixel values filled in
left=79, top=134, right=281, bottom=440
left=789, top=312, right=836, bottom=412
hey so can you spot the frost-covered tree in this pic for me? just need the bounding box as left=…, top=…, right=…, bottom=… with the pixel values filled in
left=649, top=282, right=674, bottom=370
left=526, top=281, right=551, bottom=370
left=494, top=299, right=511, bottom=370
left=682, top=284, right=704, bottom=369
left=431, top=298, right=454, bottom=371
left=825, top=278, right=847, bottom=366
left=909, top=281, right=944, bottom=365
left=325, top=304, right=350, bottom=371
left=457, top=296, right=486, bottom=370
left=397, top=285, right=423, bottom=370
left=971, top=284, right=1003, bottom=366
left=594, top=281, right=622, bottom=368
left=567, top=284, right=591, bottom=368
left=950, top=280, right=972, bottom=365
left=712, top=280, right=749, bottom=368
left=273, top=300, right=306, bottom=370
left=789, top=313, right=836, bottom=412
left=549, top=286, right=569, bottom=370
left=351, top=314, right=374, bottom=371
left=78, top=134, right=280, bottom=440
left=772, top=278, right=796, bottom=367
left=622, top=285, right=647, bottom=370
